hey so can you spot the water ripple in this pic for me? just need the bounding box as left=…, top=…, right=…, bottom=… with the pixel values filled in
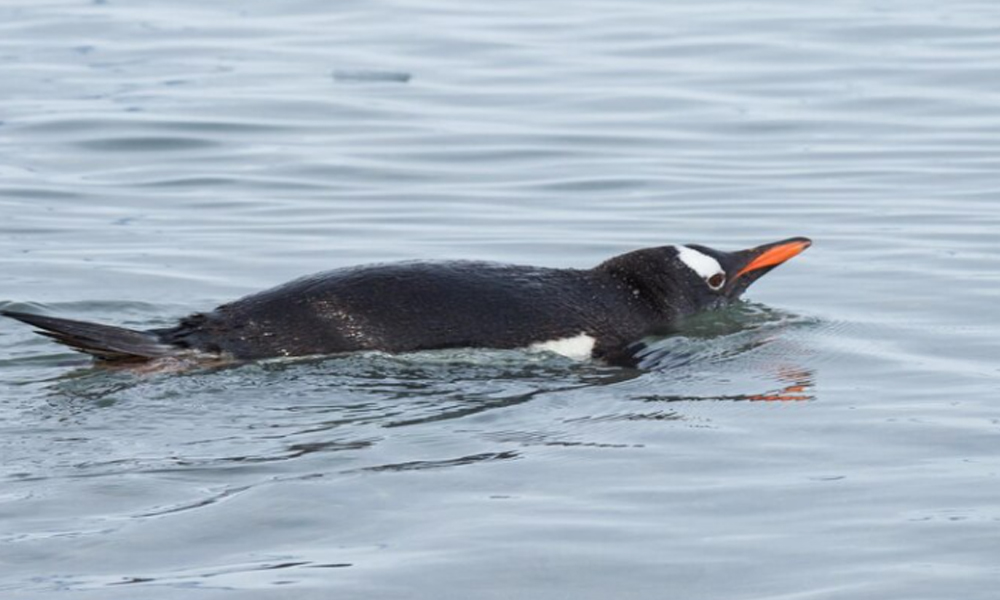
left=3, top=0, right=1000, bottom=597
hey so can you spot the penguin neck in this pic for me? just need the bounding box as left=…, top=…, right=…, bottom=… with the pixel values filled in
left=592, top=254, right=694, bottom=320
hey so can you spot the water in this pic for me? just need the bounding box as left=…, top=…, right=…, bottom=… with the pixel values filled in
left=2, top=0, right=999, bottom=598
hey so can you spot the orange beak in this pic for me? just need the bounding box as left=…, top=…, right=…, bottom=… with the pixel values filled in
left=736, top=238, right=812, bottom=279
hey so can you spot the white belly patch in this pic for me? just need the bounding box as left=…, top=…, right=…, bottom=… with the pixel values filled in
left=527, top=333, right=596, bottom=361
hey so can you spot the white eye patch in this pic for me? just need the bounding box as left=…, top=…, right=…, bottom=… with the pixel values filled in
left=675, top=245, right=724, bottom=281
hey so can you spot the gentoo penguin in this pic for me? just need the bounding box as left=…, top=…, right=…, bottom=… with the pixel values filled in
left=2, top=237, right=810, bottom=367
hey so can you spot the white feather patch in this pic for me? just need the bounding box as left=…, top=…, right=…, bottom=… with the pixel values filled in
left=528, top=333, right=596, bottom=360
left=675, top=245, right=723, bottom=279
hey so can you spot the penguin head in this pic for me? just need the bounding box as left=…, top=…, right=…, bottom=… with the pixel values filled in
left=599, top=237, right=811, bottom=317
left=679, top=237, right=812, bottom=304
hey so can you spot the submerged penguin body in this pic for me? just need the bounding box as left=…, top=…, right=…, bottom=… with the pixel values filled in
left=159, top=261, right=652, bottom=364
left=3, top=238, right=811, bottom=367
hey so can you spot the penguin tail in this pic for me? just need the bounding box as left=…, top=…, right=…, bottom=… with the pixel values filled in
left=2, top=310, right=178, bottom=362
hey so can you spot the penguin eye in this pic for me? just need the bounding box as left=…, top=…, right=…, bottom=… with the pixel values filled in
left=707, top=272, right=726, bottom=291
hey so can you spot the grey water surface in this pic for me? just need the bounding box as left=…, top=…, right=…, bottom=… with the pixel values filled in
left=2, top=0, right=999, bottom=598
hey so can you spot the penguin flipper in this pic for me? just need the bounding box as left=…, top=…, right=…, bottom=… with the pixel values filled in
left=2, top=310, right=177, bottom=362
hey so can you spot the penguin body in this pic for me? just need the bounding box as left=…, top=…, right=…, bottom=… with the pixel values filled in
left=3, top=238, right=811, bottom=367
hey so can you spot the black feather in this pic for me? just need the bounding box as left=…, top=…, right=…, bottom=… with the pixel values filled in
left=1, top=310, right=176, bottom=362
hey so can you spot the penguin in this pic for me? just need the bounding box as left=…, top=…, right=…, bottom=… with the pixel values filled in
left=2, top=237, right=810, bottom=367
